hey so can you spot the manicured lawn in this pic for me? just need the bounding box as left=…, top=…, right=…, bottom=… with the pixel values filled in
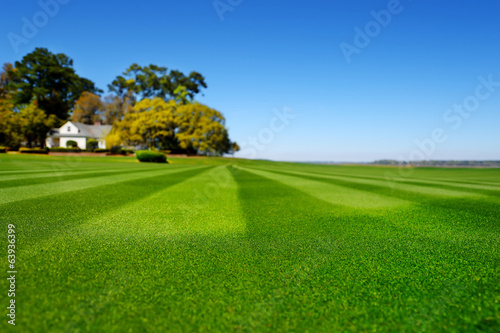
left=1, top=154, right=499, bottom=332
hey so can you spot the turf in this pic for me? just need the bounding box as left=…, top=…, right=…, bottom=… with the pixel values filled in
left=0, top=154, right=499, bottom=332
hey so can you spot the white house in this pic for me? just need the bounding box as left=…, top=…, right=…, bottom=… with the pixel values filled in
left=46, top=121, right=112, bottom=149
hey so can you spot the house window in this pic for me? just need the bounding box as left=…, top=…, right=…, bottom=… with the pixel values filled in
left=67, top=126, right=71, bottom=132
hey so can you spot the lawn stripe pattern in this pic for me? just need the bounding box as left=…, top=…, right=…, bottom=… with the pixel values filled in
left=0, top=165, right=205, bottom=204
left=0, top=155, right=498, bottom=332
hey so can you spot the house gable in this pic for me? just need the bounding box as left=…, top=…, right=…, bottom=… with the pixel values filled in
left=62, top=121, right=81, bottom=135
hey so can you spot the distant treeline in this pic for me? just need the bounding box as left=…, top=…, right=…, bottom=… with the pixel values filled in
left=372, top=160, right=500, bottom=168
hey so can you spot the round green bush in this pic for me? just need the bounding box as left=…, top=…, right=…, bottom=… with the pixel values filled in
left=136, top=150, right=167, bottom=163
left=86, top=139, right=99, bottom=151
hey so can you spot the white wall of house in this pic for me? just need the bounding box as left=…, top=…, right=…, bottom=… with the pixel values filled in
left=63, top=122, right=80, bottom=135
left=45, top=137, right=59, bottom=148
left=60, top=137, right=87, bottom=149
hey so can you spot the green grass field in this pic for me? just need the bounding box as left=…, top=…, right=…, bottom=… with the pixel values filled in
left=1, top=154, right=499, bottom=332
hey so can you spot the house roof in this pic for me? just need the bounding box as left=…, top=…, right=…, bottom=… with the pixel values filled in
left=87, top=124, right=113, bottom=138
left=49, top=122, right=112, bottom=139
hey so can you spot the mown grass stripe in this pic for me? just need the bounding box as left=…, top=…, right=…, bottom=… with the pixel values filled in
left=5, top=166, right=213, bottom=246
left=0, top=165, right=205, bottom=204
left=0, top=167, right=122, bottom=180
left=239, top=166, right=410, bottom=210
left=57, top=166, right=246, bottom=242
left=251, top=164, right=500, bottom=195
left=250, top=165, right=482, bottom=198
left=253, top=162, right=500, bottom=187
left=0, top=167, right=158, bottom=189
left=255, top=166, right=500, bottom=221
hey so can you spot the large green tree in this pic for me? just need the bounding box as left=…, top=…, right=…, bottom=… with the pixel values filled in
left=113, top=99, right=237, bottom=156
left=18, top=102, right=59, bottom=148
left=8, top=48, right=101, bottom=120
left=115, top=98, right=177, bottom=149
left=0, top=64, right=22, bottom=148
left=108, top=64, right=207, bottom=103
left=175, top=102, right=233, bottom=156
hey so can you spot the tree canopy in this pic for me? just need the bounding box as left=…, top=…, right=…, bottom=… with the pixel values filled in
left=113, top=98, right=236, bottom=156
left=7, top=47, right=100, bottom=120
left=18, top=101, right=59, bottom=148
left=71, top=92, right=104, bottom=124
left=0, top=48, right=238, bottom=155
left=108, top=64, right=207, bottom=103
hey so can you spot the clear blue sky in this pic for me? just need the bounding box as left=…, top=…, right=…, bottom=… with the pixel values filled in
left=2, top=0, right=499, bottom=161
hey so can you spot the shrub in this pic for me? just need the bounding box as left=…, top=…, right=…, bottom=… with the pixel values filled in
left=0, top=147, right=7, bottom=153
left=94, top=148, right=109, bottom=153
left=86, top=139, right=99, bottom=152
left=110, top=146, right=123, bottom=154
left=136, top=150, right=167, bottom=163
left=19, top=148, right=48, bottom=154
left=106, top=147, right=134, bottom=155
left=66, top=140, right=78, bottom=148
left=49, top=147, right=83, bottom=152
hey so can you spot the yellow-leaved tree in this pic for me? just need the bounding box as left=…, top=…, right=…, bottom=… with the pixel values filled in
left=175, top=102, right=231, bottom=156
left=111, top=98, right=238, bottom=155
left=19, top=101, right=59, bottom=148
left=115, top=98, right=176, bottom=149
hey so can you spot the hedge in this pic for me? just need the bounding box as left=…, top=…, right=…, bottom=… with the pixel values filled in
left=86, top=139, right=99, bottom=151
left=94, top=148, right=109, bottom=153
left=49, top=147, right=83, bottom=152
left=135, top=150, right=167, bottom=163
left=106, top=148, right=134, bottom=155
left=0, top=147, right=7, bottom=153
left=19, top=148, right=49, bottom=154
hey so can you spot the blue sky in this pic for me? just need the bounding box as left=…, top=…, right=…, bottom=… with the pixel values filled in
left=2, top=0, right=499, bottom=161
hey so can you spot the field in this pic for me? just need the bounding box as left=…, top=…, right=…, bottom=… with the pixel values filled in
left=1, top=154, right=499, bottom=332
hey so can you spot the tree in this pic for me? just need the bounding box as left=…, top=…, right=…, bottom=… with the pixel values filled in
left=18, top=101, right=58, bottom=148
left=8, top=48, right=101, bottom=120
left=112, top=99, right=237, bottom=155
left=108, top=64, right=207, bottom=103
left=230, top=142, right=240, bottom=155
left=71, top=92, right=104, bottom=124
left=0, top=63, right=15, bottom=99
left=102, top=93, right=133, bottom=125
left=175, top=103, right=233, bottom=156
left=0, top=98, right=23, bottom=148
left=0, top=65, right=22, bottom=148
left=116, top=98, right=177, bottom=149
